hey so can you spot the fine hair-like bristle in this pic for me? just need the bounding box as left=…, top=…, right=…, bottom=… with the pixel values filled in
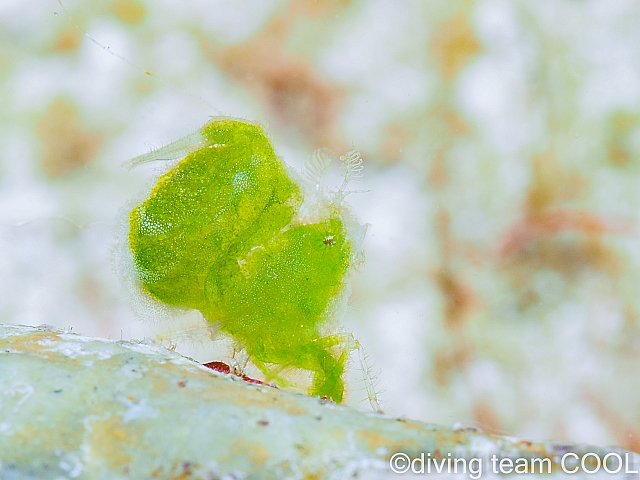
left=339, top=148, right=364, bottom=192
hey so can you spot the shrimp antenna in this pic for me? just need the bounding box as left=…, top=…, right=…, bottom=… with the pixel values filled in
left=302, top=148, right=332, bottom=189
left=0, top=217, right=106, bottom=230
left=339, top=147, right=364, bottom=193
left=55, top=0, right=221, bottom=115
left=354, top=339, right=383, bottom=413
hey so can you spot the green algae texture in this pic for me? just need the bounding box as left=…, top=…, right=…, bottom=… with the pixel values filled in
left=129, top=119, right=356, bottom=402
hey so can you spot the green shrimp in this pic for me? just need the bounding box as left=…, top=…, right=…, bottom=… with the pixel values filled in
left=128, top=118, right=364, bottom=402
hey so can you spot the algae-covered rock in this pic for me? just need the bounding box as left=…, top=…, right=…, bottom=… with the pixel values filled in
left=0, top=324, right=636, bottom=479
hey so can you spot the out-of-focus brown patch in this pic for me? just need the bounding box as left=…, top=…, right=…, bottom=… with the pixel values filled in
left=526, top=151, right=585, bottom=216
left=426, top=110, right=469, bottom=187
left=499, top=209, right=626, bottom=259
left=436, top=209, right=453, bottom=255
left=436, top=268, right=478, bottom=331
left=498, top=148, right=629, bottom=297
left=35, top=98, right=104, bottom=177
left=432, top=345, right=474, bottom=386
left=443, top=109, right=470, bottom=136
left=609, top=144, right=632, bottom=168
left=624, top=305, right=638, bottom=330
left=380, top=123, right=412, bottom=163
left=505, top=234, right=621, bottom=279
left=454, top=343, right=474, bottom=371
left=289, top=0, right=353, bottom=18
left=432, top=350, right=452, bottom=386
left=429, top=150, right=449, bottom=189
left=52, top=28, right=81, bottom=53
left=501, top=230, right=622, bottom=311
left=431, top=10, right=481, bottom=83
left=517, top=288, right=540, bottom=311
left=431, top=197, right=479, bottom=381
left=472, top=402, right=502, bottom=435
left=433, top=209, right=480, bottom=329
left=112, top=0, right=146, bottom=25
left=606, top=112, right=639, bottom=168
left=203, top=14, right=345, bottom=149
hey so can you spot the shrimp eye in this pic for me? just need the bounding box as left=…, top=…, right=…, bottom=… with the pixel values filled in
left=323, top=235, right=336, bottom=246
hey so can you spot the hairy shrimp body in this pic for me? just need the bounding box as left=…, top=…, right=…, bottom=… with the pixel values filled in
left=128, top=118, right=362, bottom=402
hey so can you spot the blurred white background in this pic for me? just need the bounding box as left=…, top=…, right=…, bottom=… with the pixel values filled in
left=2, top=0, right=640, bottom=450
